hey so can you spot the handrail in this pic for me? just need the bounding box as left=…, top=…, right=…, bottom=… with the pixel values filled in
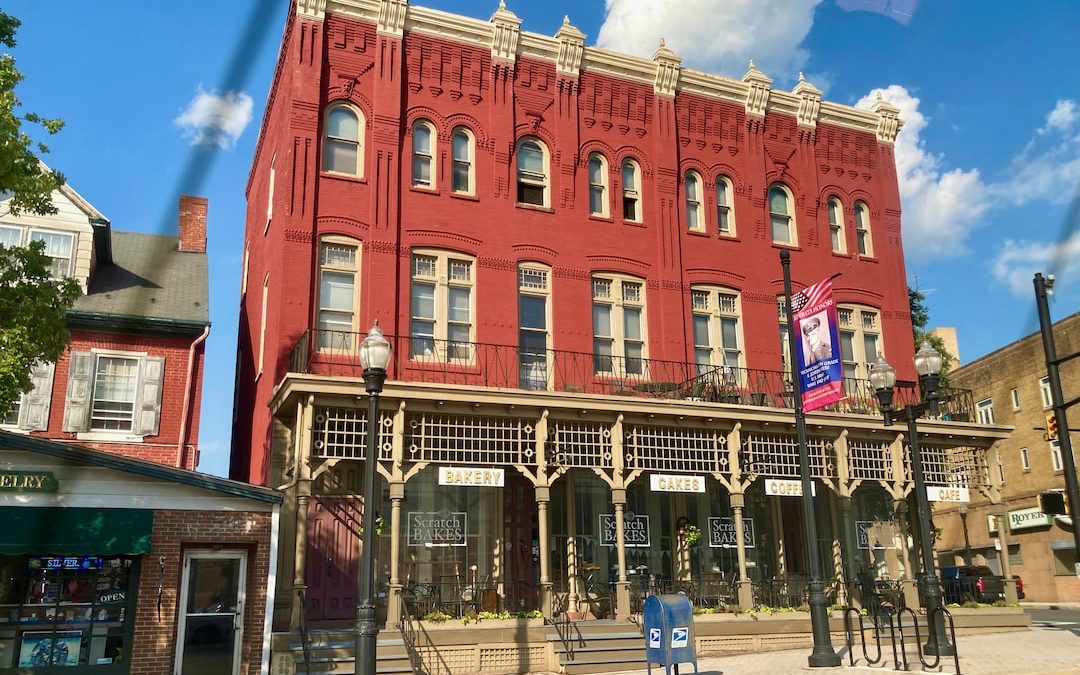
left=297, top=588, right=311, bottom=672
left=397, top=592, right=427, bottom=675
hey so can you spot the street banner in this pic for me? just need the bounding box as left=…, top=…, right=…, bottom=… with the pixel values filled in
left=792, top=277, right=843, bottom=412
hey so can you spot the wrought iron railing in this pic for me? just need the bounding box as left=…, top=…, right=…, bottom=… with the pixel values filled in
left=289, top=329, right=975, bottom=421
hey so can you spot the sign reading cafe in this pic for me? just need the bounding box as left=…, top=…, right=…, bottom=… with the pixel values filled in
left=406, top=511, right=467, bottom=547
left=600, top=514, right=650, bottom=547
left=708, top=517, right=755, bottom=549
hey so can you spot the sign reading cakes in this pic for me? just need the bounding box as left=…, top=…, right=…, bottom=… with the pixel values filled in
left=707, top=517, right=755, bottom=548
left=600, top=513, right=650, bottom=547
left=407, top=511, right=467, bottom=547
left=649, top=474, right=705, bottom=493
left=0, top=471, right=57, bottom=492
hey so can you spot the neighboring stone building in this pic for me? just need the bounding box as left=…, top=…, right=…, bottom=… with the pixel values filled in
left=230, top=1, right=1008, bottom=668
left=941, top=311, right=1080, bottom=602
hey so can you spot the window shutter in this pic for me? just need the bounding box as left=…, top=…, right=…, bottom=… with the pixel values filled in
left=19, top=362, right=55, bottom=431
left=133, top=356, right=165, bottom=437
left=62, top=352, right=94, bottom=433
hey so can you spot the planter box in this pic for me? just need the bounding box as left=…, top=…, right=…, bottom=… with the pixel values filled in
left=417, top=617, right=544, bottom=631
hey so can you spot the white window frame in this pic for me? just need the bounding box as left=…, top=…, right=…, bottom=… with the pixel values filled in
left=769, top=184, right=797, bottom=245
left=66, top=349, right=163, bottom=443
left=622, top=160, right=641, bottom=222
left=592, top=274, right=648, bottom=377
left=976, top=398, right=995, bottom=425
left=685, top=171, right=704, bottom=232
left=828, top=196, right=845, bottom=253
left=258, top=274, right=269, bottom=377
left=777, top=297, right=793, bottom=378
left=409, top=250, right=476, bottom=363
left=837, top=305, right=882, bottom=381
left=715, top=175, right=734, bottom=236
left=1040, top=376, right=1052, bottom=409
left=691, top=287, right=744, bottom=374
left=1, top=224, right=76, bottom=278
left=322, top=103, right=364, bottom=177
left=450, top=126, right=475, bottom=195
left=855, top=200, right=873, bottom=256
left=1051, top=440, right=1063, bottom=472
left=587, top=153, right=608, bottom=217
left=1020, top=447, right=1030, bottom=472
left=411, top=120, right=436, bottom=189
left=1010, top=387, right=1021, bottom=411
left=316, top=237, right=360, bottom=351
left=518, top=263, right=552, bottom=390
left=516, top=138, right=550, bottom=208
left=265, top=155, right=275, bottom=234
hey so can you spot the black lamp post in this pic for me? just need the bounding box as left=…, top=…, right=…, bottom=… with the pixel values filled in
left=958, top=504, right=973, bottom=566
left=869, top=342, right=955, bottom=656
left=356, top=323, right=391, bottom=675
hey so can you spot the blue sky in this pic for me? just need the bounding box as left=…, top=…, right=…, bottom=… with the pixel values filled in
left=11, top=0, right=1080, bottom=477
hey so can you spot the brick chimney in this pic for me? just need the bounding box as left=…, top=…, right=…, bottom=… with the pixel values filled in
left=178, top=195, right=208, bottom=253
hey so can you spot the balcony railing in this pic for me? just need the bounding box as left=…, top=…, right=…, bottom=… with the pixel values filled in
left=290, top=329, right=974, bottom=420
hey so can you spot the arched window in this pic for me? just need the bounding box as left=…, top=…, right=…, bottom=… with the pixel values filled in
left=854, top=201, right=873, bottom=256
left=685, top=171, right=703, bottom=231
left=323, top=104, right=363, bottom=176
left=412, top=120, right=435, bottom=188
left=768, top=184, right=795, bottom=244
left=828, top=197, right=845, bottom=253
left=622, top=160, right=641, bottom=222
left=715, top=176, right=734, bottom=235
left=587, top=153, right=608, bottom=216
left=451, top=127, right=474, bottom=194
left=516, top=138, right=549, bottom=207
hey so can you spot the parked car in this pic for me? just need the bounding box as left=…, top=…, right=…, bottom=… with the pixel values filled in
left=1012, top=574, right=1025, bottom=600
left=939, top=565, right=1005, bottom=604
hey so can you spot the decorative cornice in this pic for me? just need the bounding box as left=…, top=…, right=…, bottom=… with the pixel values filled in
left=870, top=94, right=903, bottom=145
left=489, top=0, right=522, bottom=63
left=792, top=72, right=821, bottom=129
left=651, top=39, right=681, bottom=98
left=297, top=0, right=327, bottom=20
left=554, top=15, right=585, bottom=77
left=377, top=0, right=408, bottom=37
left=741, top=60, right=772, bottom=118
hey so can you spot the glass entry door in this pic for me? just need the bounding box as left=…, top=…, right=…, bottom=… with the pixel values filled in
left=176, top=551, right=246, bottom=675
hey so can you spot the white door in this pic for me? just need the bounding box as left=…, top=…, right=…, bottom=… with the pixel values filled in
left=175, top=550, right=247, bottom=675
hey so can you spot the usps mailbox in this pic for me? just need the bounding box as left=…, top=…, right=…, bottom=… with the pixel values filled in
left=643, top=594, right=698, bottom=674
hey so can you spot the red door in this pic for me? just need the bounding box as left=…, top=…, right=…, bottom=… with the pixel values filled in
left=503, top=475, right=539, bottom=611
left=306, top=497, right=362, bottom=621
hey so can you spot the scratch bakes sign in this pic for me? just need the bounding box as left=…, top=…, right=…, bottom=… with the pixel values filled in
left=437, top=466, right=504, bottom=487
left=855, top=521, right=890, bottom=550
left=0, top=471, right=57, bottom=492
left=707, top=517, right=755, bottom=549
left=649, top=474, right=705, bottom=493
left=926, top=486, right=969, bottom=503
left=765, top=478, right=815, bottom=497
left=406, top=511, right=467, bottom=547
left=600, top=513, right=650, bottom=547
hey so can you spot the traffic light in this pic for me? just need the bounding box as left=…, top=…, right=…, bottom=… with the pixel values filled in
left=1046, top=414, right=1059, bottom=441
left=1039, top=491, right=1067, bottom=515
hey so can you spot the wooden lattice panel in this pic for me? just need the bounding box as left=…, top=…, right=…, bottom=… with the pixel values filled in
left=407, top=413, right=536, bottom=466
left=313, top=406, right=393, bottom=460
left=698, top=635, right=755, bottom=654
left=547, top=419, right=611, bottom=468
left=847, top=439, right=891, bottom=481
left=921, top=444, right=984, bottom=488
left=414, top=646, right=476, bottom=674
left=624, top=424, right=729, bottom=474
left=478, top=645, right=547, bottom=671
left=742, top=432, right=832, bottom=478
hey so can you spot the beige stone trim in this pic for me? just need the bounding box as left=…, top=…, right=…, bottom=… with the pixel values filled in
left=377, top=0, right=407, bottom=37
left=554, top=16, right=585, bottom=77
left=652, top=39, right=682, bottom=98
left=488, top=1, right=522, bottom=63
left=297, top=0, right=327, bottom=20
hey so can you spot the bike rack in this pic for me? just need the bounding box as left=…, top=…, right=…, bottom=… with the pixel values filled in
left=843, top=604, right=962, bottom=674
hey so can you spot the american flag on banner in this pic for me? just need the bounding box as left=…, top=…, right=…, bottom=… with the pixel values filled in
left=792, top=278, right=844, bottom=412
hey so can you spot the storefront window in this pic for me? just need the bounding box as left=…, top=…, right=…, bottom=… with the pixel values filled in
left=851, top=485, right=905, bottom=580
left=0, top=555, right=137, bottom=669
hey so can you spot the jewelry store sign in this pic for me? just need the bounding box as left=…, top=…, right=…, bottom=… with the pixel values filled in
left=600, top=513, right=651, bottom=547
left=708, top=517, right=755, bottom=549
left=0, top=471, right=57, bottom=492
left=926, top=486, right=969, bottom=503
left=437, top=466, right=504, bottom=487
left=765, top=478, right=815, bottom=497
left=406, top=511, right=467, bottom=547
left=649, top=474, right=705, bottom=493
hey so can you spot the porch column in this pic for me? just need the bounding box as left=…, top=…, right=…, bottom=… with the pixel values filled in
left=566, top=473, right=579, bottom=610
left=536, top=486, right=553, bottom=616
left=837, top=495, right=860, bottom=608
left=290, top=396, right=314, bottom=631
left=731, top=492, right=753, bottom=609
left=770, top=495, right=786, bottom=577
left=994, top=506, right=1018, bottom=603
left=612, top=487, right=631, bottom=620
left=894, top=498, right=919, bottom=609
left=385, top=481, right=405, bottom=626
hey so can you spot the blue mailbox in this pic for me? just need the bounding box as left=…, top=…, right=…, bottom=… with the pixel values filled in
left=643, top=594, right=698, bottom=674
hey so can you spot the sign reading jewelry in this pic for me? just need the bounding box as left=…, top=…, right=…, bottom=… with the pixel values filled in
left=707, top=517, right=755, bottom=548
left=406, top=511, right=467, bottom=547
left=437, top=466, right=505, bottom=487
left=0, top=471, right=57, bottom=492
left=600, top=513, right=650, bottom=547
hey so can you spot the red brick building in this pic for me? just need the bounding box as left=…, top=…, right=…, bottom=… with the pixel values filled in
left=0, top=179, right=281, bottom=673
left=232, top=2, right=1006, bottom=665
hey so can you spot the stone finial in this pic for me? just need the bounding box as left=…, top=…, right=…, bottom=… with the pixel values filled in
left=555, top=15, right=586, bottom=77
left=652, top=38, right=682, bottom=98
left=490, top=0, right=523, bottom=63
left=871, top=96, right=904, bottom=145
left=792, top=72, right=822, bottom=129
left=742, top=60, right=772, bottom=118
left=376, top=0, right=408, bottom=37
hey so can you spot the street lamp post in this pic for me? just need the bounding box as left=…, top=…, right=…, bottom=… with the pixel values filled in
left=870, top=342, right=955, bottom=657
left=958, top=504, right=973, bottom=566
left=356, top=323, right=392, bottom=675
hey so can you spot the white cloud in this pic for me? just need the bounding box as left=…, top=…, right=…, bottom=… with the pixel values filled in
left=175, top=88, right=253, bottom=149
left=855, top=85, right=989, bottom=260
left=991, top=231, right=1080, bottom=296
left=596, top=0, right=822, bottom=80
left=1038, top=99, right=1078, bottom=135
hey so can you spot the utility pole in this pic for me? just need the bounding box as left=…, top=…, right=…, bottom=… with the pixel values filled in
left=1034, top=273, right=1080, bottom=575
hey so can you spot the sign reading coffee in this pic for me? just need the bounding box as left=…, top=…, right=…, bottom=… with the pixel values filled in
left=707, top=517, right=755, bottom=549
left=406, top=511, right=467, bottom=547
left=600, top=514, right=650, bottom=547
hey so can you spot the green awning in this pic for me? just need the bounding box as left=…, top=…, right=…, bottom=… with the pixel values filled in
left=0, top=507, right=153, bottom=555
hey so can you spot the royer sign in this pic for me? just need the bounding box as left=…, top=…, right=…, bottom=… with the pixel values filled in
left=437, top=466, right=504, bottom=487
left=987, top=506, right=1053, bottom=533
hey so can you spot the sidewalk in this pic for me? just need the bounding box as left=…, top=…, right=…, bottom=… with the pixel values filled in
left=605, top=625, right=1080, bottom=674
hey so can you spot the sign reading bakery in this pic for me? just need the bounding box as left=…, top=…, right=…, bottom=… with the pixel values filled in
left=649, top=474, right=705, bottom=493
left=437, top=467, right=505, bottom=487
left=0, top=471, right=58, bottom=492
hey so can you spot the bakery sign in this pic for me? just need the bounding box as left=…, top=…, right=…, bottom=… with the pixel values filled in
left=406, top=511, right=467, bottom=547
left=649, top=474, right=705, bottom=493
left=708, top=517, right=755, bottom=549
left=600, top=513, right=651, bottom=547
left=437, top=466, right=504, bottom=487
left=0, top=471, right=57, bottom=492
